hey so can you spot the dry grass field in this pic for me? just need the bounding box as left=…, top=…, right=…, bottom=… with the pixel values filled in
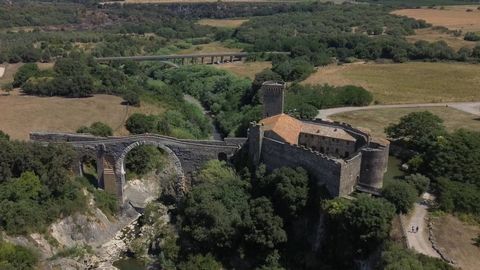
left=215, top=61, right=271, bottom=79
left=392, top=6, right=480, bottom=32
left=177, top=42, right=242, bottom=55
left=0, top=90, right=165, bottom=140
left=405, top=28, right=477, bottom=51
left=303, top=62, right=480, bottom=104
left=431, top=214, right=480, bottom=270
left=197, top=19, right=249, bottom=28
left=331, top=107, right=480, bottom=137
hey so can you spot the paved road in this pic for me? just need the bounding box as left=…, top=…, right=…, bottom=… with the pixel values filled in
left=316, top=102, right=480, bottom=119
left=405, top=193, right=441, bottom=258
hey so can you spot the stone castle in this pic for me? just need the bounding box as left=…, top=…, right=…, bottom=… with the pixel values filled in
left=248, top=81, right=389, bottom=197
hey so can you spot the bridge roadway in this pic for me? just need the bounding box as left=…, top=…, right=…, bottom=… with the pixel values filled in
left=95, top=51, right=290, bottom=64
left=30, top=132, right=246, bottom=207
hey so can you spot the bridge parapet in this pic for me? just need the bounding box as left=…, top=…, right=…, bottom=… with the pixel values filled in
left=30, top=132, right=246, bottom=209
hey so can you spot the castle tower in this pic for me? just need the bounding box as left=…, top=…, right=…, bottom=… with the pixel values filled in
left=261, top=81, right=285, bottom=118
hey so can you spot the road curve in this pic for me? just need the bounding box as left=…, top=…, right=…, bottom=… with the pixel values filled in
left=316, top=102, right=480, bottom=119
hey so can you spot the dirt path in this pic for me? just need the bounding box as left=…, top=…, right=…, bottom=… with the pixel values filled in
left=404, top=193, right=441, bottom=258
left=316, top=102, right=480, bottom=119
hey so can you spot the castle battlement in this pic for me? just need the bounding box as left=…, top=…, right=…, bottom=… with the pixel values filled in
left=247, top=81, right=389, bottom=197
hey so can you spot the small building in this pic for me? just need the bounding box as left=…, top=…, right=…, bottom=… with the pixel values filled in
left=248, top=81, right=389, bottom=197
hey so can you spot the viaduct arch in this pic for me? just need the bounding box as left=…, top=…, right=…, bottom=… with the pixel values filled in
left=30, top=132, right=246, bottom=208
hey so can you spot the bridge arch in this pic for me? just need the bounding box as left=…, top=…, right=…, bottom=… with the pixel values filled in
left=114, top=140, right=186, bottom=205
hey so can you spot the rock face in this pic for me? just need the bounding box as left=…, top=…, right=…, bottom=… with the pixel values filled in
left=50, top=207, right=139, bottom=249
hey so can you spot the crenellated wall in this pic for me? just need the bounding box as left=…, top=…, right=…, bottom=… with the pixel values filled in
left=260, top=137, right=360, bottom=196
left=248, top=119, right=389, bottom=197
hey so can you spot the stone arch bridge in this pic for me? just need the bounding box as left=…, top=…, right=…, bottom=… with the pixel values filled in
left=30, top=132, right=246, bottom=206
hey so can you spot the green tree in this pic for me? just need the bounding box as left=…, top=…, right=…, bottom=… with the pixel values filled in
left=382, top=181, right=418, bottom=214
left=178, top=254, right=222, bottom=270
left=243, top=197, right=287, bottom=250
left=13, top=63, right=39, bottom=88
left=344, top=195, right=395, bottom=257
left=261, top=167, right=309, bottom=219
left=126, top=113, right=157, bottom=134
left=380, top=242, right=453, bottom=270
left=125, top=145, right=165, bottom=176
left=426, top=129, right=480, bottom=186
left=404, top=174, right=430, bottom=195
left=77, top=122, right=113, bottom=137
left=385, top=111, right=446, bottom=150
left=0, top=130, right=9, bottom=141
left=181, top=166, right=249, bottom=251
left=123, top=91, right=140, bottom=107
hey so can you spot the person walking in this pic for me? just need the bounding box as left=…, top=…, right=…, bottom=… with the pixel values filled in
left=416, top=226, right=419, bottom=233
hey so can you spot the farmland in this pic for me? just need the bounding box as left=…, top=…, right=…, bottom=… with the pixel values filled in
left=405, top=28, right=477, bottom=51
left=392, top=6, right=480, bottom=32
left=302, top=62, right=480, bottom=104
left=215, top=61, right=271, bottom=79
left=0, top=91, right=165, bottom=140
left=330, top=106, right=480, bottom=137
left=197, top=18, right=249, bottom=28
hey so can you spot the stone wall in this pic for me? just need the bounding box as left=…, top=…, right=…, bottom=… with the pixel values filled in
left=359, top=143, right=389, bottom=190
left=261, top=137, right=353, bottom=196
left=339, top=153, right=362, bottom=195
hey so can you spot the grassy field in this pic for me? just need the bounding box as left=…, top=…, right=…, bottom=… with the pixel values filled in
left=215, top=61, right=271, bottom=79
left=431, top=214, right=480, bottom=270
left=197, top=19, right=249, bottom=28
left=392, top=6, right=480, bottom=32
left=303, top=62, right=480, bottom=104
left=331, top=107, right=480, bottom=137
left=405, top=28, right=477, bottom=51
left=0, top=90, right=165, bottom=140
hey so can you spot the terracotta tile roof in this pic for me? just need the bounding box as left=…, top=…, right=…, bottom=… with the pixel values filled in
left=260, top=114, right=357, bottom=144
left=301, top=122, right=356, bottom=142
left=260, top=114, right=302, bottom=144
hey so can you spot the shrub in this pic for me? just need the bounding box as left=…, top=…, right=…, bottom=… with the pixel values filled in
left=464, top=32, right=480, bottom=42
left=13, top=63, right=39, bottom=88
left=123, top=91, right=140, bottom=107
left=404, top=174, right=430, bottom=195
left=0, top=240, right=38, bottom=270
left=77, top=122, right=113, bottom=137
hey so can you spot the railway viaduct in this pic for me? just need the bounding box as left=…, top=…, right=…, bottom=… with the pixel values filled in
left=95, top=52, right=290, bottom=65
left=30, top=132, right=246, bottom=206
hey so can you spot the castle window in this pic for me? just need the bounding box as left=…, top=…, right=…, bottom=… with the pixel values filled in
left=345, top=151, right=349, bottom=157
left=335, top=148, right=339, bottom=154
left=320, top=147, right=324, bottom=152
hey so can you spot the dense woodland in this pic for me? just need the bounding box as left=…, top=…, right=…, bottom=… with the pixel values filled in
left=385, top=112, right=480, bottom=221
